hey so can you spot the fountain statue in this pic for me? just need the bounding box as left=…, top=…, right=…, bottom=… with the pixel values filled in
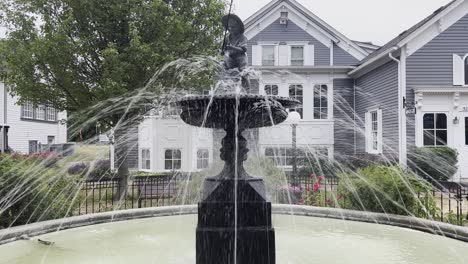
left=176, top=14, right=299, bottom=264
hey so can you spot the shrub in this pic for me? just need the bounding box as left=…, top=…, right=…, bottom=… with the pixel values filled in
left=67, top=159, right=112, bottom=179
left=0, top=154, right=77, bottom=228
left=338, top=165, right=437, bottom=218
left=410, top=147, right=458, bottom=181
left=88, top=159, right=111, bottom=179
left=68, top=162, right=88, bottom=175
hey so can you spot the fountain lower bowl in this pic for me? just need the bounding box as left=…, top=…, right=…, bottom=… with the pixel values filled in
left=1, top=205, right=468, bottom=264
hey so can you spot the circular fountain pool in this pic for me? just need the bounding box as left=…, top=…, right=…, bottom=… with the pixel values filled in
left=1, top=208, right=468, bottom=264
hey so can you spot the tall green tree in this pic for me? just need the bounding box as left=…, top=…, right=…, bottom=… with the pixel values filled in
left=0, top=0, right=225, bottom=199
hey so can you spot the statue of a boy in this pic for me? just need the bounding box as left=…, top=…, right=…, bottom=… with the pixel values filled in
left=221, top=14, right=248, bottom=71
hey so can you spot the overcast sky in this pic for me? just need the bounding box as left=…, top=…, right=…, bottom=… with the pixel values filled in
left=232, top=0, right=453, bottom=45
left=0, top=0, right=453, bottom=45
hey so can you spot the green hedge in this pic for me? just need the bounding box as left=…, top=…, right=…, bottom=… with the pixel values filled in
left=410, top=147, right=458, bottom=181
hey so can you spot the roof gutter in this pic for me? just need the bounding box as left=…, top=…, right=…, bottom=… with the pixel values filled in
left=348, top=46, right=399, bottom=76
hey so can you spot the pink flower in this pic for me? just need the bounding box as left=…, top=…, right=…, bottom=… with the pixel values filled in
left=309, top=173, right=316, bottom=179
left=297, top=199, right=305, bottom=205
left=318, top=176, right=324, bottom=182
left=313, top=182, right=320, bottom=191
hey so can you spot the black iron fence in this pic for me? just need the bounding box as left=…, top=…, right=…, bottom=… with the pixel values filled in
left=74, top=175, right=468, bottom=226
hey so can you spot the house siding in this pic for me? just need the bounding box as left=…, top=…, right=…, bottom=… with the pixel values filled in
left=6, top=95, right=67, bottom=153
left=126, top=126, right=139, bottom=170
left=247, top=20, right=330, bottom=66
left=407, top=13, right=468, bottom=87
left=333, top=44, right=360, bottom=66
left=355, top=61, right=399, bottom=158
left=333, top=78, right=355, bottom=157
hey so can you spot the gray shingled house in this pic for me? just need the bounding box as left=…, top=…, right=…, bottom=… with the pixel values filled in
left=134, top=0, right=468, bottom=181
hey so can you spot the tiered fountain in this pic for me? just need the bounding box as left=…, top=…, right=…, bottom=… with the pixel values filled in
left=176, top=14, right=299, bottom=264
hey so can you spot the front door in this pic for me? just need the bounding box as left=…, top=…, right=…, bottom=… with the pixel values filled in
left=458, top=115, right=468, bottom=179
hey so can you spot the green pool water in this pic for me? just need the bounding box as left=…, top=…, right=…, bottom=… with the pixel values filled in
left=1, top=214, right=467, bottom=264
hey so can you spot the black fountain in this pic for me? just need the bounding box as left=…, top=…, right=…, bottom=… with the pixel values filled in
left=176, top=14, right=299, bottom=264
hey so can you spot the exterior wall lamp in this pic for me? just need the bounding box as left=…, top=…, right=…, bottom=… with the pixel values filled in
left=454, top=116, right=460, bottom=125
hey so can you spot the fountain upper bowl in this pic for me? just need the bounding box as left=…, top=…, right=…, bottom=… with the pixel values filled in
left=176, top=94, right=300, bottom=130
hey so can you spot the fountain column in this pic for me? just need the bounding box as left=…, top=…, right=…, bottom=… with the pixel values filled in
left=195, top=123, right=275, bottom=264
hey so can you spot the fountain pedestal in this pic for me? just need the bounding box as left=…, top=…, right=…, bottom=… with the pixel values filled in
left=196, top=130, right=275, bottom=264
left=196, top=178, right=275, bottom=264
left=176, top=94, right=298, bottom=264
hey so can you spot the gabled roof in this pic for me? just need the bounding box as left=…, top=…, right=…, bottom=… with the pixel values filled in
left=359, top=0, right=458, bottom=65
left=244, top=0, right=369, bottom=60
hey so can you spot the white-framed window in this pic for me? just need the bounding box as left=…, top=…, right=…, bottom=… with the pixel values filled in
left=265, top=147, right=304, bottom=167
left=164, top=149, right=181, bottom=170
left=21, top=102, right=58, bottom=122
left=36, top=105, right=46, bottom=120
left=29, top=140, right=38, bottom=154
left=141, top=149, right=151, bottom=170
left=423, top=113, right=447, bottom=146
left=365, top=109, right=383, bottom=154
left=262, top=45, right=276, bottom=66
left=313, top=84, right=328, bottom=119
left=452, top=54, right=468, bottom=85
left=264, top=84, right=279, bottom=95
left=197, top=149, right=209, bottom=169
left=47, top=136, right=55, bottom=144
left=46, top=106, right=57, bottom=121
left=22, top=102, right=34, bottom=119
left=289, top=84, right=303, bottom=118
left=290, top=46, right=304, bottom=66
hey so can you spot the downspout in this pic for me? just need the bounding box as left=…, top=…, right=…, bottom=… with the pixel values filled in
left=388, top=46, right=407, bottom=167
left=353, top=79, right=357, bottom=155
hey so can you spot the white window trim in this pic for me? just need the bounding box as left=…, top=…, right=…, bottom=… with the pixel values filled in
left=288, top=83, right=304, bottom=119
left=453, top=53, right=468, bottom=87
left=263, top=83, right=279, bottom=96
left=365, top=108, right=383, bottom=154
left=196, top=149, right=209, bottom=170
left=421, top=112, right=449, bottom=147
left=312, top=84, right=330, bottom=120
left=260, top=44, right=278, bottom=66
left=141, top=148, right=151, bottom=171
left=164, top=148, right=182, bottom=171
left=285, top=42, right=314, bottom=66
left=289, top=45, right=305, bottom=66
left=22, top=103, right=34, bottom=119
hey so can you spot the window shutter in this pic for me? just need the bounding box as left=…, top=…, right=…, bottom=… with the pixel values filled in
left=365, top=112, right=371, bottom=153
left=251, top=45, right=261, bottom=66
left=278, top=44, right=288, bottom=66
left=304, top=44, right=315, bottom=66
left=377, top=109, right=383, bottom=153
left=453, top=54, right=463, bottom=86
